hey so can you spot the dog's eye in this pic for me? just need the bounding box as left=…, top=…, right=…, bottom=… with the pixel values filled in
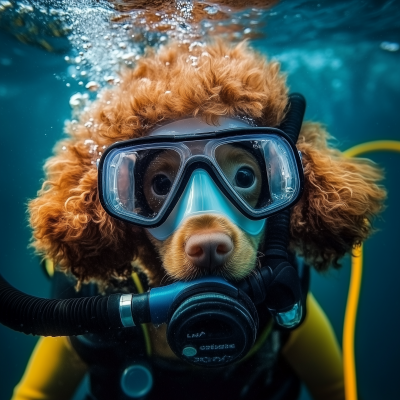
left=235, top=167, right=255, bottom=188
left=152, top=174, right=172, bottom=196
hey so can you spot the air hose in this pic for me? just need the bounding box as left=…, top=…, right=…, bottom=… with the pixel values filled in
left=343, top=140, right=400, bottom=400
left=261, top=93, right=306, bottom=313
left=0, top=273, right=149, bottom=337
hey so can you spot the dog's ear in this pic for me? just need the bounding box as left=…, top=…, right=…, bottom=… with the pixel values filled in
left=29, top=140, right=143, bottom=284
left=290, top=122, right=386, bottom=271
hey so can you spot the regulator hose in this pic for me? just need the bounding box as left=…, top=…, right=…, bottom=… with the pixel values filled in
left=0, top=273, right=149, bottom=337
left=279, top=93, right=306, bottom=145
left=237, top=93, right=306, bottom=325
left=261, top=93, right=306, bottom=318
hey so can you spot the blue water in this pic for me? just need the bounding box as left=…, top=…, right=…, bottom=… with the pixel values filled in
left=0, top=1, right=399, bottom=399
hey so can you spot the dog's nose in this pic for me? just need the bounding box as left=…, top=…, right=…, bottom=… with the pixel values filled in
left=185, top=232, right=233, bottom=269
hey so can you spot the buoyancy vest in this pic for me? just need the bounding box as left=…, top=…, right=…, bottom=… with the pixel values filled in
left=52, top=257, right=309, bottom=400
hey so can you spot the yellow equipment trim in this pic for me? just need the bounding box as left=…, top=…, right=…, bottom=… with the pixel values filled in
left=44, top=259, right=54, bottom=278
left=132, top=271, right=145, bottom=294
left=343, top=140, right=400, bottom=400
left=132, top=272, right=152, bottom=357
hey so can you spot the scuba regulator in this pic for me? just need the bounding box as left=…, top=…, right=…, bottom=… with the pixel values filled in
left=0, top=93, right=306, bottom=368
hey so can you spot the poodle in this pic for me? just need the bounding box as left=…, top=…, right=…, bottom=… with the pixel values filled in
left=17, top=40, right=385, bottom=400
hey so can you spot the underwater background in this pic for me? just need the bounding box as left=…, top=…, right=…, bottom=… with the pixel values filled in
left=0, top=0, right=399, bottom=399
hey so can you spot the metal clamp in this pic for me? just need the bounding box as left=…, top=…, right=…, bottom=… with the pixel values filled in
left=119, top=294, right=135, bottom=327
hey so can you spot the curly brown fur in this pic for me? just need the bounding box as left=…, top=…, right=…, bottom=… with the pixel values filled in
left=291, top=122, right=386, bottom=270
left=29, top=40, right=385, bottom=285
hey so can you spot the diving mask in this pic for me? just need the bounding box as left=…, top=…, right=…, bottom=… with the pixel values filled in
left=98, top=121, right=304, bottom=234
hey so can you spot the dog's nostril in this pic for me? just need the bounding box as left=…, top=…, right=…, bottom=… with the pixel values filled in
left=216, top=242, right=231, bottom=255
left=185, top=232, right=233, bottom=269
left=186, top=245, right=204, bottom=258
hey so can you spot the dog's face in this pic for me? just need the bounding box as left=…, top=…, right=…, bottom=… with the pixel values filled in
left=133, top=138, right=266, bottom=283
left=113, top=136, right=265, bottom=282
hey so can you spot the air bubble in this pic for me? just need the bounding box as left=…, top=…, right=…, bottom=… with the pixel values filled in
left=204, top=5, right=219, bottom=15
left=104, top=75, right=115, bottom=84
left=189, top=41, right=204, bottom=52
left=0, top=1, right=12, bottom=8
left=85, top=81, right=99, bottom=91
left=122, top=53, right=135, bottom=60
left=69, top=92, right=89, bottom=109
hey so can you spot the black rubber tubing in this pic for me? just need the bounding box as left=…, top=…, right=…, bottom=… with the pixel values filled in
left=264, top=92, right=306, bottom=262
left=0, top=273, right=150, bottom=336
left=279, top=93, right=306, bottom=145
left=260, top=93, right=306, bottom=312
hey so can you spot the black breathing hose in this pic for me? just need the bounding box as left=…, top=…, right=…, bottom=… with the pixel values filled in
left=263, top=93, right=306, bottom=310
left=0, top=273, right=149, bottom=336
left=279, top=93, right=306, bottom=145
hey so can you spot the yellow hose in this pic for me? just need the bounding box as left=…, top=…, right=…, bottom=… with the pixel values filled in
left=342, top=140, right=400, bottom=400
left=132, top=272, right=152, bottom=356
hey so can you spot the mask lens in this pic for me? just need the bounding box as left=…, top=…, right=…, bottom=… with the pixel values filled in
left=101, top=131, right=301, bottom=226
left=214, top=136, right=299, bottom=212
left=105, top=147, right=182, bottom=220
left=214, top=143, right=265, bottom=208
